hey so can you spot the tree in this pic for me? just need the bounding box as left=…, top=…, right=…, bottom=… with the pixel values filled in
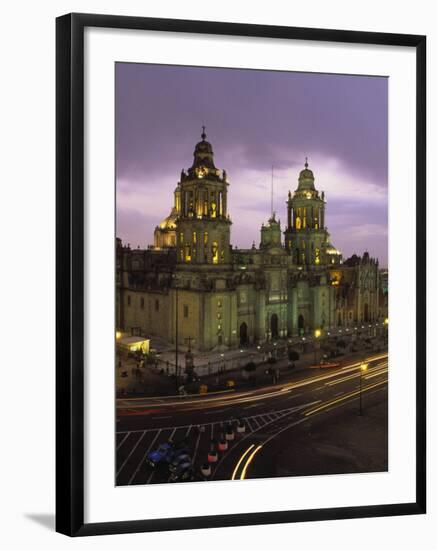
left=244, top=361, right=256, bottom=372
left=288, top=349, right=300, bottom=362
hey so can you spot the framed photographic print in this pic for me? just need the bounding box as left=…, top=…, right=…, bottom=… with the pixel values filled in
left=56, top=13, right=426, bottom=536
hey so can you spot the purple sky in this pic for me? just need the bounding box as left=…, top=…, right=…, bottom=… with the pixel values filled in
left=116, top=63, right=388, bottom=267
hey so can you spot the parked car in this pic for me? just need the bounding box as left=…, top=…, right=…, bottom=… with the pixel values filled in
left=168, top=461, right=195, bottom=482
left=169, top=453, right=191, bottom=473
left=146, top=441, right=188, bottom=468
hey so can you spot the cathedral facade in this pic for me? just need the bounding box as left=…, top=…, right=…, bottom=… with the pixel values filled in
left=116, top=131, right=387, bottom=351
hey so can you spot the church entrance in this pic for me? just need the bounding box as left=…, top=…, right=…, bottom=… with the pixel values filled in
left=363, top=303, right=369, bottom=323
left=298, top=314, right=305, bottom=336
left=239, top=322, right=248, bottom=346
left=270, top=314, right=279, bottom=339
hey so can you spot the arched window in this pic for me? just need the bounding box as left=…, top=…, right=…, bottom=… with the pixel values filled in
left=298, top=314, right=305, bottom=336
left=270, top=314, right=279, bottom=339
left=295, top=217, right=302, bottom=230
left=185, top=244, right=191, bottom=262
left=239, top=322, right=248, bottom=346
left=212, top=242, right=219, bottom=264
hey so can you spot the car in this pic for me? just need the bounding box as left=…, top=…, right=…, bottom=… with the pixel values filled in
left=169, top=453, right=191, bottom=473
left=146, top=442, right=174, bottom=468
left=146, top=441, right=189, bottom=468
left=168, top=461, right=195, bottom=482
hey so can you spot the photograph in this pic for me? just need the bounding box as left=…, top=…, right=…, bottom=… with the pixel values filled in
left=114, top=63, right=389, bottom=486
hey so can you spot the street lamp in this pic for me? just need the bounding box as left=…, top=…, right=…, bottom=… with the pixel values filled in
left=359, top=362, right=368, bottom=416
left=172, top=275, right=179, bottom=389
left=314, top=329, right=321, bottom=364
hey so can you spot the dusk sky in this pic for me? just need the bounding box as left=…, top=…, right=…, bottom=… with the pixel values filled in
left=116, top=63, right=388, bottom=267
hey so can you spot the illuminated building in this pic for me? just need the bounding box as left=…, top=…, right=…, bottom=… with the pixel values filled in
left=116, top=131, right=387, bottom=350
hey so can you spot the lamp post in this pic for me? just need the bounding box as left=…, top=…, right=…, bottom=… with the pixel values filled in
left=384, top=317, right=389, bottom=346
left=173, top=277, right=179, bottom=389
left=359, top=362, right=368, bottom=416
left=314, top=329, right=321, bottom=365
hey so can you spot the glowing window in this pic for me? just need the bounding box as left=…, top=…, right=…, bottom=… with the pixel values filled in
left=211, top=202, right=217, bottom=218
left=212, top=241, right=219, bottom=264
left=315, top=248, right=320, bottom=265
left=295, top=217, right=301, bottom=230
left=193, top=231, right=197, bottom=244
left=185, top=244, right=191, bottom=262
left=204, top=232, right=208, bottom=244
left=180, top=232, right=184, bottom=244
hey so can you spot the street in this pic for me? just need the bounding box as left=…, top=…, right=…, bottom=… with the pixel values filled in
left=116, top=352, right=388, bottom=485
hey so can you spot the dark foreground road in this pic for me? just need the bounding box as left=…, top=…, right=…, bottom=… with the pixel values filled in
left=116, top=352, right=388, bottom=485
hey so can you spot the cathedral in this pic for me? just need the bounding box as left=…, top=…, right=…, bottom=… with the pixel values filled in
left=116, top=130, right=387, bottom=351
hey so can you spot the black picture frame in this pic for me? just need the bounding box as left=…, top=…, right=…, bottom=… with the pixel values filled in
left=56, top=12, right=426, bottom=537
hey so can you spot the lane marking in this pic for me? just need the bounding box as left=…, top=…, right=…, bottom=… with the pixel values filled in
left=116, top=432, right=130, bottom=451
left=128, top=429, right=161, bottom=485
left=205, top=409, right=226, bottom=415
left=192, top=430, right=202, bottom=464
left=116, top=431, right=147, bottom=478
left=251, top=417, right=261, bottom=429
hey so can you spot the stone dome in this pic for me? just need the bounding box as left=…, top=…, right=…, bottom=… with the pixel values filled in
left=158, top=207, right=178, bottom=230
left=297, top=158, right=315, bottom=190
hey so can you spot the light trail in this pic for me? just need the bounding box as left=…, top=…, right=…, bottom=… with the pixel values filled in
left=117, top=353, right=389, bottom=414
left=240, top=445, right=263, bottom=480
left=303, top=379, right=388, bottom=416
left=231, top=444, right=255, bottom=480
left=326, top=362, right=388, bottom=386
left=238, top=380, right=388, bottom=480
left=364, top=368, right=388, bottom=380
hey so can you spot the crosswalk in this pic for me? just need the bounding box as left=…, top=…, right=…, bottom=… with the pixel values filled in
left=116, top=407, right=297, bottom=486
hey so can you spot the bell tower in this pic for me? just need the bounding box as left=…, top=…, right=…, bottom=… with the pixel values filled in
left=176, top=128, right=231, bottom=265
left=284, top=159, right=330, bottom=267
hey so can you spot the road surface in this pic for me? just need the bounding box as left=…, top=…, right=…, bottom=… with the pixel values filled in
left=116, top=352, right=388, bottom=485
